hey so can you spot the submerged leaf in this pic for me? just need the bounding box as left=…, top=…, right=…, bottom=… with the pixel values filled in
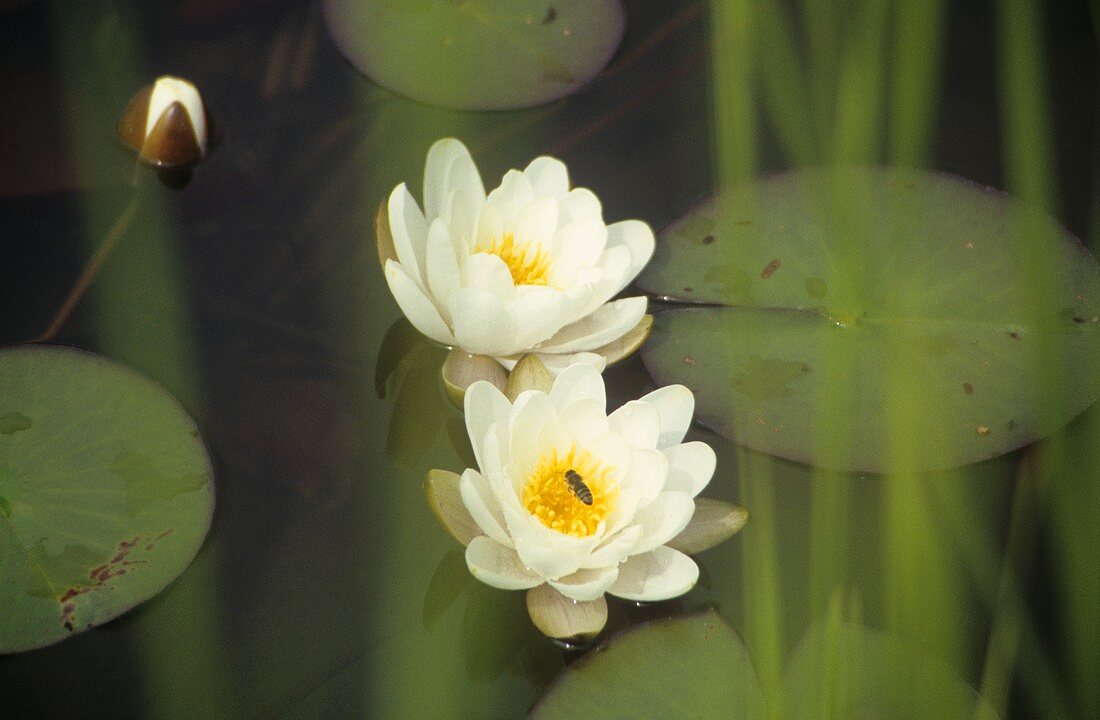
left=639, top=168, right=1100, bottom=472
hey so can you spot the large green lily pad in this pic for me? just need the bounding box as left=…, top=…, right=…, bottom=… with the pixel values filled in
left=0, top=346, right=214, bottom=652
left=638, top=168, right=1100, bottom=472
left=531, top=610, right=767, bottom=720
left=323, top=0, right=625, bottom=110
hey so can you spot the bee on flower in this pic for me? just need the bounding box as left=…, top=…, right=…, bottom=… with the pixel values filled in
left=425, top=359, right=747, bottom=642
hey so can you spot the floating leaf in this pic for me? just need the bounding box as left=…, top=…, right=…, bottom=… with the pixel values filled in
left=782, top=623, right=1000, bottom=719
left=0, top=346, right=214, bottom=652
left=323, top=0, right=625, bottom=110
left=638, top=168, right=1100, bottom=472
left=531, top=610, right=767, bottom=720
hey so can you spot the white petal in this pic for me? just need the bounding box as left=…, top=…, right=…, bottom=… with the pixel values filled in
left=508, top=393, right=557, bottom=480
left=425, top=219, right=460, bottom=324
left=625, top=447, right=669, bottom=508
left=440, top=185, right=483, bottom=251
left=639, top=384, right=696, bottom=448
left=486, top=169, right=535, bottom=222
left=558, top=187, right=603, bottom=224
left=387, top=184, right=429, bottom=286
left=509, top=287, right=571, bottom=349
left=449, top=287, right=517, bottom=355
left=607, top=546, right=699, bottom=602
left=584, top=432, right=633, bottom=486
left=384, top=260, right=455, bottom=346
left=424, top=138, right=484, bottom=221
left=553, top=218, right=608, bottom=268
left=604, top=219, right=655, bottom=294
left=662, top=442, right=716, bottom=496
left=465, top=252, right=517, bottom=300
left=512, top=197, right=559, bottom=251
left=629, top=492, right=695, bottom=555
left=607, top=398, right=661, bottom=450
left=524, top=156, right=571, bottom=198
left=535, top=297, right=648, bottom=355
left=548, top=566, right=619, bottom=602
left=459, top=468, right=512, bottom=548
left=558, top=397, right=609, bottom=444
left=502, top=501, right=598, bottom=580
left=466, top=536, right=543, bottom=590
left=498, top=351, right=606, bottom=376
left=582, top=524, right=643, bottom=569
left=464, top=378, right=511, bottom=472
left=548, top=363, right=606, bottom=413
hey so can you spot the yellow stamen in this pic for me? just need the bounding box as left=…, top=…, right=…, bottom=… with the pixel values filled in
left=521, top=446, right=618, bottom=537
left=476, top=233, right=553, bottom=286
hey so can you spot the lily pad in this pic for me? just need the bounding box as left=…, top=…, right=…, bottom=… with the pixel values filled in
left=531, top=610, right=767, bottom=720
left=783, top=624, right=1000, bottom=719
left=0, top=345, right=214, bottom=653
left=638, top=168, right=1100, bottom=472
left=323, top=0, right=625, bottom=110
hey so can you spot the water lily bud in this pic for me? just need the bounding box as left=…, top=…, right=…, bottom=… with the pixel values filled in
left=118, top=75, right=207, bottom=167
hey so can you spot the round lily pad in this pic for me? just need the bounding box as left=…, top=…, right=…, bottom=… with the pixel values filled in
left=323, top=0, right=625, bottom=110
left=531, top=610, right=767, bottom=720
left=0, top=345, right=214, bottom=653
left=638, top=168, right=1100, bottom=472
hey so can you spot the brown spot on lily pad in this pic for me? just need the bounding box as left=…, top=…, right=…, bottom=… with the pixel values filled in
left=761, top=259, right=781, bottom=279
left=963, top=382, right=974, bottom=395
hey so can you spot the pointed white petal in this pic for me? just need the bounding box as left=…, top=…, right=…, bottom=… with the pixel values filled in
left=639, top=384, right=696, bottom=449
left=425, top=218, right=460, bottom=324
left=624, top=447, right=669, bottom=508
left=604, top=219, right=655, bottom=293
left=449, top=287, right=518, bottom=355
left=384, top=260, right=455, bottom=346
left=548, top=565, right=619, bottom=602
left=524, top=156, right=571, bottom=198
left=498, top=351, right=606, bottom=376
left=629, top=491, right=695, bottom=555
left=662, top=442, right=716, bottom=496
left=535, top=297, right=648, bottom=355
left=558, top=187, right=603, bottom=224
left=607, top=546, right=699, bottom=602
left=387, top=184, right=429, bottom=286
left=548, top=363, right=606, bottom=413
left=459, top=468, right=512, bottom=548
left=607, top=398, right=661, bottom=450
left=466, top=536, right=543, bottom=590
left=558, top=397, right=610, bottom=444
left=486, top=169, right=535, bottom=222
left=582, top=524, right=643, bottom=569
left=512, top=197, right=559, bottom=250
left=553, top=218, right=608, bottom=268
left=464, top=377, right=512, bottom=472
left=424, top=138, right=484, bottom=221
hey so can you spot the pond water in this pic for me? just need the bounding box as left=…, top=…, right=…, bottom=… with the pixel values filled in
left=1, top=1, right=1098, bottom=718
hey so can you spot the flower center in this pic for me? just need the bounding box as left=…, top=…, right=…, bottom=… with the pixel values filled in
left=476, top=233, right=553, bottom=286
left=521, top=446, right=618, bottom=538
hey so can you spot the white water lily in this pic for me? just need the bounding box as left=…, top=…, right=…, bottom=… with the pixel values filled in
left=382, top=139, right=655, bottom=374
left=455, top=362, right=715, bottom=605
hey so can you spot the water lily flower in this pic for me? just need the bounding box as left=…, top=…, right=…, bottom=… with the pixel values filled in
left=425, top=359, right=746, bottom=641
left=380, top=139, right=655, bottom=377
